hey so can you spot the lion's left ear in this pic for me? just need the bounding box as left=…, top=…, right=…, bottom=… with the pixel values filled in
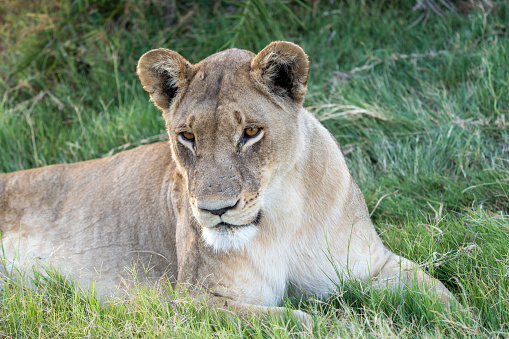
left=250, top=41, right=309, bottom=104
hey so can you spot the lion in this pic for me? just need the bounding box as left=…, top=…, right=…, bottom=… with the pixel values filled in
left=0, top=41, right=454, bottom=324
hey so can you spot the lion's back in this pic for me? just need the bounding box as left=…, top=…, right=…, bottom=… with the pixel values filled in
left=0, top=141, right=179, bottom=291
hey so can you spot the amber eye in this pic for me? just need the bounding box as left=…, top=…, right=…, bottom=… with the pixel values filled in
left=181, top=131, right=195, bottom=142
left=244, top=126, right=261, bottom=138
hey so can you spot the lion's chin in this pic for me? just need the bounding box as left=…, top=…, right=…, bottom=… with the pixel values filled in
left=201, top=222, right=258, bottom=252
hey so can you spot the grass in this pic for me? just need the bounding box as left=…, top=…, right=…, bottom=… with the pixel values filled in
left=0, top=0, right=508, bottom=337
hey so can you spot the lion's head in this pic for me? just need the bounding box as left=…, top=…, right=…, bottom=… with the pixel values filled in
left=137, top=42, right=309, bottom=251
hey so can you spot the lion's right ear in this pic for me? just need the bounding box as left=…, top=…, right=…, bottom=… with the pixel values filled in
left=250, top=41, right=309, bottom=105
left=137, top=49, right=192, bottom=110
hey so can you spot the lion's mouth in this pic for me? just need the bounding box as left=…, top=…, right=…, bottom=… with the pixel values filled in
left=201, top=211, right=263, bottom=252
left=215, top=210, right=263, bottom=229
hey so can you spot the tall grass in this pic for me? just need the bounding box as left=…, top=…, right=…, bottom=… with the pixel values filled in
left=1, top=0, right=508, bottom=337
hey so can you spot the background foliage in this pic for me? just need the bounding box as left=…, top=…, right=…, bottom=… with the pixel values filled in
left=0, top=0, right=508, bottom=337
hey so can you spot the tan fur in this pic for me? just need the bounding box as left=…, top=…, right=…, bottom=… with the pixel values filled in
left=0, top=42, right=454, bottom=324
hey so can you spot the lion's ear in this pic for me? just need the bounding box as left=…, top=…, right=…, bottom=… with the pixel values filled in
left=137, top=49, right=192, bottom=110
left=250, top=41, right=309, bottom=104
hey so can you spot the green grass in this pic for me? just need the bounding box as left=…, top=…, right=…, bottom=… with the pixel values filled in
left=1, top=0, right=508, bottom=337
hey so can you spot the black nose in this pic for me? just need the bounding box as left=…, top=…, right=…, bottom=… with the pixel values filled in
left=200, top=200, right=239, bottom=216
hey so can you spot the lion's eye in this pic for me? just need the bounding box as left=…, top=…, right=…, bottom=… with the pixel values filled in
left=181, top=131, right=195, bottom=142
left=244, top=127, right=261, bottom=138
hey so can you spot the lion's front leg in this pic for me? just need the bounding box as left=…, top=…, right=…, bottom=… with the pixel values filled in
left=173, top=281, right=313, bottom=329
left=372, top=254, right=455, bottom=306
left=205, top=296, right=313, bottom=329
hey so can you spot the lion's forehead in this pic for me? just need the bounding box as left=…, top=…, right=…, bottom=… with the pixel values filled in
left=171, top=49, right=281, bottom=132
left=182, top=51, right=256, bottom=107
left=196, top=48, right=255, bottom=70
left=174, top=78, right=273, bottom=140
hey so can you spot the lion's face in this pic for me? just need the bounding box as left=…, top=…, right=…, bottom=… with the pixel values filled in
left=137, top=42, right=309, bottom=251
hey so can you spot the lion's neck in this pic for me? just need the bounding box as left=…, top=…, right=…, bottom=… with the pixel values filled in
left=260, top=109, right=352, bottom=237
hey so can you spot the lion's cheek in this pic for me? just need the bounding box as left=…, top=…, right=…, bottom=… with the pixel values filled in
left=172, top=143, right=198, bottom=196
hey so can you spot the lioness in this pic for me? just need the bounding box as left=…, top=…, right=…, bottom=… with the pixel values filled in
left=0, top=41, right=453, bottom=323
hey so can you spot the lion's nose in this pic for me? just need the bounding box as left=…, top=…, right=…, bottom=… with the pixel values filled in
left=199, top=200, right=239, bottom=216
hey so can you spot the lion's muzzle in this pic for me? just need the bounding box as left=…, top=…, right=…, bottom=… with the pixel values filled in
left=198, top=199, right=239, bottom=216
left=193, top=196, right=263, bottom=252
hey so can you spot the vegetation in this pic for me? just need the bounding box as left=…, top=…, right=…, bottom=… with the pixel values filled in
left=0, top=0, right=508, bottom=337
